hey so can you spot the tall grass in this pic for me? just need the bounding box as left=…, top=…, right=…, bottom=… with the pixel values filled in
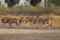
left=0, top=4, right=60, bottom=16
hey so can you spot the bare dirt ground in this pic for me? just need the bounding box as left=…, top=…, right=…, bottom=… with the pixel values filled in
left=0, top=29, right=60, bottom=40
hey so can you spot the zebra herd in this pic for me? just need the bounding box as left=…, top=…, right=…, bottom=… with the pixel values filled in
left=0, top=16, right=52, bottom=28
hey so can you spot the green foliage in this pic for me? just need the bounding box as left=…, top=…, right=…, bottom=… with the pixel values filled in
left=13, top=0, right=19, bottom=4
left=51, top=0, right=60, bottom=6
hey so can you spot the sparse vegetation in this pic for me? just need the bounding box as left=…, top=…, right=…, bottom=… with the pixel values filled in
left=0, top=5, right=60, bottom=16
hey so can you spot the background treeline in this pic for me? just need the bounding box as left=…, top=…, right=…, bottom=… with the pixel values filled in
left=5, top=0, right=60, bottom=7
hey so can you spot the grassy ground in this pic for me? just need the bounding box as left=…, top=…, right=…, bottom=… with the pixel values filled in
left=0, top=6, right=60, bottom=16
